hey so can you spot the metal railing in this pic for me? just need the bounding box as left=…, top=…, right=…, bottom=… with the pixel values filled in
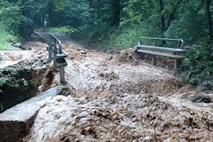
left=136, top=37, right=186, bottom=70
left=46, top=34, right=67, bottom=84
left=138, top=37, right=184, bottom=49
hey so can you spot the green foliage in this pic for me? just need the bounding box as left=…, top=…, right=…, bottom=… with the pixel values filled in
left=0, top=66, right=33, bottom=89
left=0, top=1, right=25, bottom=34
left=47, top=0, right=91, bottom=27
left=0, top=0, right=212, bottom=44
left=0, top=66, right=40, bottom=112
left=99, top=23, right=160, bottom=51
left=165, top=0, right=207, bottom=43
left=0, top=77, right=8, bottom=87
left=0, top=0, right=49, bottom=38
left=181, top=42, right=213, bottom=85
left=47, top=26, right=76, bottom=33
left=0, top=24, right=18, bottom=50
left=53, top=0, right=66, bottom=11
left=122, top=0, right=159, bottom=26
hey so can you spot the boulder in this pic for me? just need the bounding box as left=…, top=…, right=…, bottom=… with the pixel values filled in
left=0, top=86, right=63, bottom=142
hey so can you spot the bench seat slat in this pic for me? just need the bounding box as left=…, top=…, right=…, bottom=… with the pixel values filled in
left=137, top=49, right=185, bottom=59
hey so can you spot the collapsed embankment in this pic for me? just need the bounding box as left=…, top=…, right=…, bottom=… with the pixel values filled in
left=0, top=56, right=48, bottom=112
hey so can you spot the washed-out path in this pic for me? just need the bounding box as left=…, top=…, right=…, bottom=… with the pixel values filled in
left=1, top=38, right=213, bottom=142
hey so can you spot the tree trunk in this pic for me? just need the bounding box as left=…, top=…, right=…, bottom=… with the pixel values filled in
left=111, top=0, right=121, bottom=27
left=166, top=0, right=183, bottom=31
left=159, top=0, right=165, bottom=33
left=47, top=1, right=54, bottom=26
left=206, top=0, right=213, bottom=40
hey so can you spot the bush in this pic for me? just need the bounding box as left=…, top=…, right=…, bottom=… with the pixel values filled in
left=0, top=25, right=19, bottom=50
left=73, top=23, right=160, bottom=51
left=97, top=23, right=160, bottom=51
left=0, top=1, right=34, bottom=39
left=181, top=41, right=213, bottom=85
left=0, top=2, right=25, bottom=34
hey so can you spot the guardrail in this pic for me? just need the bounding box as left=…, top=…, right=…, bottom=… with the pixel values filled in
left=138, top=37, right=184, bottom=48
left=46, top=34, right=67, bottom=83
left=136, top=37, right=186, bottom=70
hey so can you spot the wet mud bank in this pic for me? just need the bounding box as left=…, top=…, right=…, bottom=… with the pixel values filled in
left=0, top=56, right=47, bottom=112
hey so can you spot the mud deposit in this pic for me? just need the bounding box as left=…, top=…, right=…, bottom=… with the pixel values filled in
left=1, top=40, right=213, bottom=142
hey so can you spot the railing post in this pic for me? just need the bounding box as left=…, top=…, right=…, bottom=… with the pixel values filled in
left=60, top=67, right=66, bottom=83
left=53, top=45, right=57, bottom=69
left=45, top=34, right=67, bottom=84
left=46, top=44, right=53, bottom=63
left=151, top=56, right=156, bottom=65
left=53, top=38, right=59, bottom=69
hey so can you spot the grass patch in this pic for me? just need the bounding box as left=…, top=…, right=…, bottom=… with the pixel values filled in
left=47, top=26, right=76, bottom=33
left=0, top=29, right=18, bottom=51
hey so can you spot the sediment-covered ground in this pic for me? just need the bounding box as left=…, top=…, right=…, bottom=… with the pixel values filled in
left=1, top=39, right=213, bottom=142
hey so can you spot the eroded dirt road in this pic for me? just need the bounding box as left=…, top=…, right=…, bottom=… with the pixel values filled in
left=1, top=40, right=213, bottom=142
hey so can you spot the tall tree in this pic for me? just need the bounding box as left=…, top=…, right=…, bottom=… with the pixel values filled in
left=47, top=0, right=55, bottom=26
left=206, top=0, right=213, bottom=40
left=166, top=0, right=183, bottom=31
left=159, top=0, right=183, bottom=34
left=159, top=0, right=165, bottom=33
left=111, top=0, right=121, bottom=27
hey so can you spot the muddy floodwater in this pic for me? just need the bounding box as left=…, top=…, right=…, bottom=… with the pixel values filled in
left=1, top=40, right=213, bottom=142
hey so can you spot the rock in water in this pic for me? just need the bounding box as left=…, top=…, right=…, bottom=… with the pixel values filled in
left=191, top=95, right=212, bottom=103
left=143, top=135, right=158, bottom=142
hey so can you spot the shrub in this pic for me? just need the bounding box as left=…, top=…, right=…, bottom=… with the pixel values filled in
left=0, top=24, right=18, bottom=50
left=181, top=41, right=213, bottom=85
left=97, top=23, right=160, bottom=51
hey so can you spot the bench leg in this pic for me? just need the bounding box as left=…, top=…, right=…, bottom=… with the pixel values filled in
left=151, top=56, right=156, bottom=65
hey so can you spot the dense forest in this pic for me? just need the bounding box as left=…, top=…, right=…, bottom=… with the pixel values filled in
left=0, top=0, right=213, bottom=86
left=0, top=0, right=212, bottom=43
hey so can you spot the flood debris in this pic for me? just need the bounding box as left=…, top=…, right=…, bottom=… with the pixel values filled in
left=11, top=42, right=31, bottom=50
left=1, top=40, right=213, bottom=142
left=115, top=47, right=140, bottom=65
left=23, top=42, right=213, bottom=142
left=38, top=66, right=55, bottom=92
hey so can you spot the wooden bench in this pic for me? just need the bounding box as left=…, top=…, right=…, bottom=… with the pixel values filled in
left=135, top=37, right=186, bottom=70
